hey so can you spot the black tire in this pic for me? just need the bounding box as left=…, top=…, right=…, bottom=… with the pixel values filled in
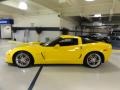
left=84, top=52, right=102, bottom=68
left=13, top=51, right=33, bottom=68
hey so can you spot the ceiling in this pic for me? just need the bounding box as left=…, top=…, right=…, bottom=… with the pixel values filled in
left=0, top=0, right=55, bottom=17
left=31, top=0, right=120, bottom=16
left=0, top=0, right=120, bottom=17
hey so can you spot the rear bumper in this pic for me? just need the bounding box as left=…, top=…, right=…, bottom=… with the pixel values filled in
left=103, top=46, right=112, bottom=62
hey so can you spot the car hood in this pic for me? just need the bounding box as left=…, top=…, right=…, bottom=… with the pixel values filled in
left=13, top=42, right=42, bottom=48
left=21, top=41, right=40, bottom=45
left=7, top=42, right=43, bottom=56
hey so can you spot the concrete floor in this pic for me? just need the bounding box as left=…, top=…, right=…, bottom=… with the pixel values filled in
left=0, top=40, right=120, bottom=90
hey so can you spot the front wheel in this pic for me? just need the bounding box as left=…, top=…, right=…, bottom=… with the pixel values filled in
left=84, top=52, right=102, bottom=68
left=13, top=51, right=33, bottom=68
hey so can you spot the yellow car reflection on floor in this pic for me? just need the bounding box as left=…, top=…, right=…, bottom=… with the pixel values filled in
left=5, top=35, right=112, bottom=68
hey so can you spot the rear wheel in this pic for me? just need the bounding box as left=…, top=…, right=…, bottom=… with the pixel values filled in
left=13, top=51, right=33, bottom=68
left=84, top=52, right=102, bottom=68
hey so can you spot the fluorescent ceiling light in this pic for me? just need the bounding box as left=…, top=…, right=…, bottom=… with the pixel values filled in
left=18, top=1, right=28, bottom=10
left=85, top=0, right=95, bottom=2
left=94, top=14, right=102, bottom=17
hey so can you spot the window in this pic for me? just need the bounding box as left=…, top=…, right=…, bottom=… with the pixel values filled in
left=43, top=37, right=61, bottom=46
left=81, top=37, right=95, bottom=44
left=58, top=38, right=78, bottom=46
left=42, top=38, right=78, bottom=46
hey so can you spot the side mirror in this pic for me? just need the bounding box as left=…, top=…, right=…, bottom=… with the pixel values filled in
left=54, top=44, right=60, bottom=48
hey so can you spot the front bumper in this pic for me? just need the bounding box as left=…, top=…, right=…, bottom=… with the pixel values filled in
left=5, top=50, right=13, bottom=64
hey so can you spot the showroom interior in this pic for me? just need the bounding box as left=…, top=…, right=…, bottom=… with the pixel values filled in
left=0, top=0, right=120, bottom=90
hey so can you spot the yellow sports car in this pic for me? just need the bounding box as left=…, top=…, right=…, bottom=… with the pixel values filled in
left=5, top=35, right=112, bottom=68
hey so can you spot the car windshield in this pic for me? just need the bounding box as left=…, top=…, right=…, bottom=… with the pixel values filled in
left=40, top=37, right=60, bottom=46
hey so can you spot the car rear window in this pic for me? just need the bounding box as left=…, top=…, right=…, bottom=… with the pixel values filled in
left=81, top=37, right=95, bottom=44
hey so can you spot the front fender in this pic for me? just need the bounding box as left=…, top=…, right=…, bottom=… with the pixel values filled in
left=5, top=45, right=45, bottom=64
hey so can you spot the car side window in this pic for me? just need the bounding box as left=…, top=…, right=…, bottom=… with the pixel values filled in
left=47, top=38, right=61, bottom=46
left=81, top=37, right=95, bottom=44
left=58, top=38, right=78, bottom=46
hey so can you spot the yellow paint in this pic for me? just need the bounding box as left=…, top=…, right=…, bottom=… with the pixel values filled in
left=5, top=35, right=112, bottom=65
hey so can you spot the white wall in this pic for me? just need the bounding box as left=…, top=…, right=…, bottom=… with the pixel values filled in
left=12, top=13, right=61, bottom=42
left=28, top=30, right=38, bottom=42
left=13, top=14, right=60, bottom=27
left=14, top=30, right=61, bottom=42
left=14, top=30, right=25, bottom=41
left=39, top=31, right=61, bottom=42
left=13, top=14, right=79, bottom=30
left=69, top=32, right=75, bottom=35
left=60, top=17, right=79, bottom=30
left=12, top=14, right=79, bottom=42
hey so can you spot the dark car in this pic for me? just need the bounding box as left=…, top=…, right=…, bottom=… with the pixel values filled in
left=110, top=30, right=120, bottom=48
left=80, top=33, right=111, bottom=43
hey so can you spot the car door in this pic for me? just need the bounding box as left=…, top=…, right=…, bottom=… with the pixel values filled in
left=43, top=38, right=82, bottom=64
